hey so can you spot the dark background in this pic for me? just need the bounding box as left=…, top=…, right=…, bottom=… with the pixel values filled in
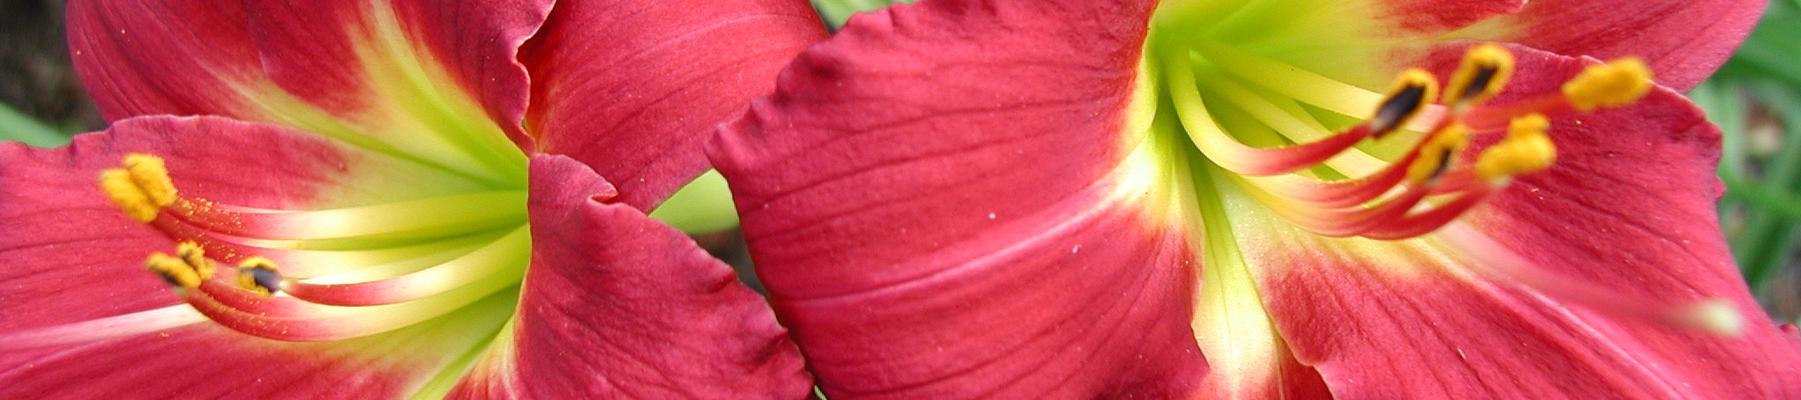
left=2, top=0, right=100, bottom=133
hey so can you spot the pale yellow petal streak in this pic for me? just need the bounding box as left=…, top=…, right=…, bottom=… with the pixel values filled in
left=1186, top=165, right=1304, bottom=399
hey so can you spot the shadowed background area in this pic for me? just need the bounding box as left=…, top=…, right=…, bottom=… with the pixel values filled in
left=1, top=0, right=101, bottom=137
left=1, top=0, right=1795, bottom=323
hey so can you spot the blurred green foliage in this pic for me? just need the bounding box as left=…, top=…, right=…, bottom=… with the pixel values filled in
left=0, top=102, right=68, bottom=147
left=1695, top=0, right=1801, bottom=310
left=811, top=0, right=909, bottom=28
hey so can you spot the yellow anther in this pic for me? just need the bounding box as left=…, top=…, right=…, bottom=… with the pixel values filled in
left=175, top=241, right=214, bottom=280
left=236, top=257, right=282, bottom=296
left=1504, top=113, right=1550, bottom=141
left=1562, top=58, right=1653, bottom=112
left=1407, top=123, right=1471, bottom=184
left=1445, top=44, right=1515, bottom=108
left=145, top=252, right=202, bottom=289
left=238, top=256, right=278, bottom=271
left=1475, top=114, right=1557, bottom=181
left=1371, top=68, right=1440, bottom=136
left=99, top=168, right=159, bottom=222
left=97, top=154, right=179, bottom=223
left=1390, top=69, right=1441, bottom=102
left=121, top=154, right=177, bottom=207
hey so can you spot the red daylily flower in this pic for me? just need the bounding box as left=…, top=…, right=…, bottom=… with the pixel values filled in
left=711, top=0, right=1801, bottom=398
left=0, top=0, right=824, bottom=398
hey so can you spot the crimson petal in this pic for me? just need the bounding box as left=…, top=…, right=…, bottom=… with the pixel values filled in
left=66, top=0, right=260, bottom=121
left=69, top=0, right=551, bottom=159
left=711, top=1, right=1208, bottom=398
left=1478, top=0, right=1765, bottom=90
left=447, top=156, right=810, bottom=399
left=521, top=0, right=825, bottom=209
left=240, top=0, right=552, bottom=147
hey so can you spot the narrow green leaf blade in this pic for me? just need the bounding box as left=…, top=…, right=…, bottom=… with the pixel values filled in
left=811, top=0, right=912, bottom=29
left=0, top=103, right=71, bottom=148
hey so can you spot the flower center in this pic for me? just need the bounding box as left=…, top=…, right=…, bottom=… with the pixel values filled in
left=1147, top=18, right=1739, bottom=334
left=1159, top=41, right=1656, bottom=240
left=99, top=152, right=529, bottom=341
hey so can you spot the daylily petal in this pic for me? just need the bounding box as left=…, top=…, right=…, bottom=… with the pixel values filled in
left=1, top=139, right=178, bottom=339
left=1232, top=48, right=1801, bottom=398
left=711, top=1, right=1208, bottom=398
left=1455, top=0, right=1765, bottom=91
left=239, top=0, right=552, bottom=148
left=0, top=299, right=513, bottom=398
left=1, top=116, right=510, bottom=396
left=447, top=156, right=809, bottom=399
left=66, top=0, right=260, bottom=120
left=520, top=0, right=825, bottom=209
left=69, top=0, right=543, bottom=186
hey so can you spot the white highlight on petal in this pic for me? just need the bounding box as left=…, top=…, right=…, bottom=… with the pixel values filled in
left=1680, top=300, right=1745, bottom=337
left=0, top=305, right=204, bottom=350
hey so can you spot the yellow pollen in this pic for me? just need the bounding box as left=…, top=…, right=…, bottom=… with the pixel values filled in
left=1407, top=123, right=1471, bottom=184
left=97, top=154, right=179, bottom=223
left=1504, top=113, right=1551, bottom=141
left=1475, top=114, right=1557, bottom=181
left=236, top=257, right=282, bottom=297
left=1445, top=44, right=1515, bottom=108
left=175, top=241, right=215, bottom=280
left=238, top=256, right=278, bottom=271
left=1562, top=58, right=1653, bottom=112
left=1390, top=69, right=1441, bottom=102
left=99, top=168, right=159, bottom=223
left=145, top=252, right=202, bottom=289
left=122, top=153, right=177, bottom=207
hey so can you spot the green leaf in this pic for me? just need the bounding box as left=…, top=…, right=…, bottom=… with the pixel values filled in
left=1727, top=84, right=1801, bottom=291
left=0, top=102, right=71, bottom=148
left=1751, top=84, right=1801, bottom=192
left=648, top=169, right=741, bottom=234
left=1723, top=174, right=1801, bottom=219
left=1704, top=1, right=1801, bottom=290
left=811, top=0, right=912, bottom=29
left=1691, top=82, right=1748, bottom=180
left=1718, top=0, right=1801, bottom=86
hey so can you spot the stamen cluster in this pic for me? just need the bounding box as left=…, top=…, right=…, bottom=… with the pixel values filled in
left=96, top=154, right=530, bottom=342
